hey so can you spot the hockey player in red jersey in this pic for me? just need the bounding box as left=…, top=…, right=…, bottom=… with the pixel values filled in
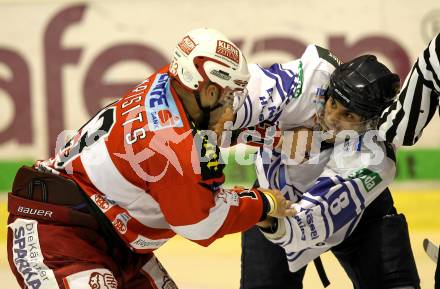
left=7, top=28, right=294, bottom=289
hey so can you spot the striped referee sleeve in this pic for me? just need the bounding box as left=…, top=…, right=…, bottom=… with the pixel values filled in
left=378, top=33, right=440, bottom=146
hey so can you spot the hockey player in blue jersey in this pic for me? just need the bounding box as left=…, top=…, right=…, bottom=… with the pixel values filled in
left=237, top=48, right=420, bottom=288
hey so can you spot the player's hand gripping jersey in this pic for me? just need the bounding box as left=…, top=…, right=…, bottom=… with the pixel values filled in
left=39, top=66, right=264, bottom=252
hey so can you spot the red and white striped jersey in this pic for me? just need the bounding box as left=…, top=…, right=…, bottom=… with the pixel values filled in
left=42, top=65, right=263, bottom=253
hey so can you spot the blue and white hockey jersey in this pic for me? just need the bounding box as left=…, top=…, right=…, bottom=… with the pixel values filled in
left=235, top=45, right=397, bottom=272
left=233, top=44, right=340, bottom=131
left=256, top=136, right=396, bottom=272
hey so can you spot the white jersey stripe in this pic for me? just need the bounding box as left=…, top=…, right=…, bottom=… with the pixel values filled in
left=127, top=193, right=170, bottom=229
left=170, top=196, right=230, bottom=240
left=80, top=139, right=144, bottom=206
left=80, top=139, right=169, bottom=229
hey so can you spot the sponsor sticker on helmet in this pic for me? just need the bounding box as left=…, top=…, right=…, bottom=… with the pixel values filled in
left=177, top=35, right=197, bottom=55
left=216, top=40, right=239, bottom=64
left=210, top=69, right=231, bottom=81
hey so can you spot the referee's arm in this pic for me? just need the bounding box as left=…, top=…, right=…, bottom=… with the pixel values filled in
left=378, top=33, right=440, bottom=146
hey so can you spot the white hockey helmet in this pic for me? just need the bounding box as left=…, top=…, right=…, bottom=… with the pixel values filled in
left=169, top=28, right=250, bottom=111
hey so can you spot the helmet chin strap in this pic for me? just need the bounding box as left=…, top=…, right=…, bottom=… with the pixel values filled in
left=194, top=91, right=212, bottom=130
left=193, top=82, right=228, bottom=130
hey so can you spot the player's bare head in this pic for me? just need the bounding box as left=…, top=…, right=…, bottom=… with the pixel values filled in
left=318, top=54, right=400, bottom=135
left=169, top=27, right=249, bottom=132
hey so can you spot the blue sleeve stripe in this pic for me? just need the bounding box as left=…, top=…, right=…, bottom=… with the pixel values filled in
left=344, top=214, right=361, bottom=239
left=329, top=185, right=360, bottom=231
left=286, top=249, right=307, bottom=263
left=270, top=158, right=282, bottom=190
left=278, top=164, right=287, bottom=191
left=267, top=155, right=281, bottom=183
left=259, top=67, right=285, bottom=101
left=334, top=175, right=344, bottom=183
left=310, top=177, right=337, bottom=197
left=237, top=96, right=249, bottom=129
left=286, top=183, right=303, bottom=198
left=301, top=195, right=331, bottom=239
left=334, top=175, right=365, bottom=210
left=272, top=170, right=279, bottom=190
left=275, top=64, right=297, bottom=99
left=244, top=95, right=253, bottom=128
left=265, top=63, right=298, bottom=99
left=259, top=65, right=291, bottom=101
left=286, top=216, right=295, bottom=246
left=347, top=180, right=365, bottom=210
left=278, top=64, right=295, bottom=78
left=356, top=135, right=363, bottom=151
left=286, top=249, right=303, bottom=257
left=269, top=110, right=283, bottom=123
left=273, top=216, right=294, bottom=247
left=259, top=147, right=271, bottom=177
left=301, top=195, right=320, bottom=205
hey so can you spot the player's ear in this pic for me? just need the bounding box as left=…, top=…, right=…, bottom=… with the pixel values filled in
left=204, top=83, right=220, bottom=107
